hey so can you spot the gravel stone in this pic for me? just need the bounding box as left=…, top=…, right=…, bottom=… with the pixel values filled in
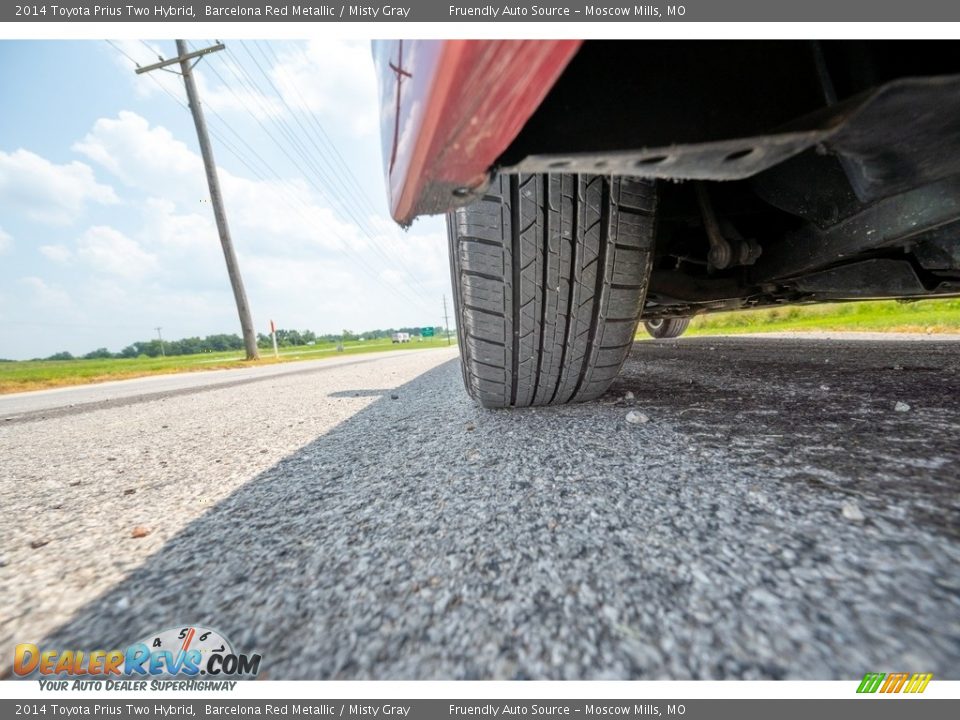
left=841, top=502, right=866, bottom=522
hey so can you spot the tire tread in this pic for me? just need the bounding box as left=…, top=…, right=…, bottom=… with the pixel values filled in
left=450, top=174, right=656, bottom=408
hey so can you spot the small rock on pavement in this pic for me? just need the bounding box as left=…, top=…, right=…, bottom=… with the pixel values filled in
left=390, top=393, right=399, bottom=400
left=894, top=401, right=911, bottom=412
left=131, top=526, right=151, bottom=539
left=842, top=502, right=865, bottom=522
left=625, top=410, right=649, bottom=425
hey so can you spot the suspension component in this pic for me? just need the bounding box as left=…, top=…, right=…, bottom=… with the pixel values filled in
left=695, top=182, right=762, bottom=271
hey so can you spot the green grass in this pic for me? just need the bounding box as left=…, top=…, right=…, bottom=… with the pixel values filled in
left=680, top=298, right=960, bottom=336
left=0, top=337, right=455, bottom=394
left=8, top=299, right=959, bottom=394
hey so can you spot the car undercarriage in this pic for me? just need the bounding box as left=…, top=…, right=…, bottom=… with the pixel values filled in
left=492, top=40, right=960, bottom=322
left=378, top=39, right=960, bottom=407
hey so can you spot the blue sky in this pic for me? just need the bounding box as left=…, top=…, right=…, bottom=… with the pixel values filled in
left=0, top=40, right=448, bottom=360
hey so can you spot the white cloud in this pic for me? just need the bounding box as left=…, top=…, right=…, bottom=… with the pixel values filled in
left=74, top=111, right=363, bottom=257
left=134, top=198, right=228, bottom=291
left=73, top=111, right=204, bottom=193
left=2, top=99, right=446, bottom=359
left=140, top=197, right=216, bottom=250
left=0, top=226, right=11, bottom=254
left=40, top=244, right=72, bottom=262
left=20, top=276, right=76, bottom=313
left=77, top=225, right=158, bottom=278
left=0, top=149, right=118, bottom=225
left=222, top=174, right=361, bottom=255
left=269, top=40, right=380, bottom=137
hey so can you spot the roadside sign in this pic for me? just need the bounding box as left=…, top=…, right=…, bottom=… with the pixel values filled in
left=421, top=327, right=435, bottom=337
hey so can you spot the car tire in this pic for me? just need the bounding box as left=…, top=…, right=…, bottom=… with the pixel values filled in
left=448, top=173, right=657, bottom=408
left=643, top=318, right=691, bottom=339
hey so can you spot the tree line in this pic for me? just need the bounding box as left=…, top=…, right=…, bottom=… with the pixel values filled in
left=35, top=327, right=446, bottom=361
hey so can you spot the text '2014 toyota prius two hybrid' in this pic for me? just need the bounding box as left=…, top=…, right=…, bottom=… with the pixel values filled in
left=373, top=40, right=960, bottom=408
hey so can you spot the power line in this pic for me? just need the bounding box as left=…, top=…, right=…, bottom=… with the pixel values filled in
left=246, top=40, right=433, bottom=296
left=107, top=39, right=437, bottom=318
left=220, top=46, right=378, bottom=233
left=107, top=41, right=294, bottom=185
left=192, top=50, right=432, bottom=313
left=107, top=41, right=428, bottom=315
left=256, top=40, right=380, bottom=214
left=140, top=40, right=161, bottom=60
left=105, top=39, right=142, bottom=68
left=249, top=41, right=373, bottom=212
left=217, top=41, right=434, bottom=301
left=193, top=42, right=436, bottom=313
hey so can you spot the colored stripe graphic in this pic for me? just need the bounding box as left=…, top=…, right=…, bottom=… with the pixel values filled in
left=904, top=673, right=934, bottom=693
left=857, top=673, right=885, bottom=693
left=857, top=672, right=933, bottom=693
left=881, top=672, right=909, bottom=693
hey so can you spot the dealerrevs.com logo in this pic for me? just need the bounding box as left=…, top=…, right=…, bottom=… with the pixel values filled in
left=13, top=626, right=261, bottom=691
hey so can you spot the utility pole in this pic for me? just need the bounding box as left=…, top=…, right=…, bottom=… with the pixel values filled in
left=442, top=295, right=451, bottom=346
left=137, top=41, right=259, bottom=360
left=155, top=327, right=165, bottom=357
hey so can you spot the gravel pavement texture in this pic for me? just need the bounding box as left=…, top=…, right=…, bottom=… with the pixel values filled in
left=1, top=337, right=958, bottom=680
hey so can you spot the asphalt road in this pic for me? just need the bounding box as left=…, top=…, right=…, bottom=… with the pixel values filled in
left=1, top=336, right=958, bottom=680
left=0, top=348, right=436, bottom=419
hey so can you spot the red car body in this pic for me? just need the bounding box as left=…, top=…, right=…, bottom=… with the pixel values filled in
left=373, top=40, right=581, bottom=225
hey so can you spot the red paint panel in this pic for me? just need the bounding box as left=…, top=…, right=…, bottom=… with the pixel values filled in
left=375, top=40, right=582, bottom=224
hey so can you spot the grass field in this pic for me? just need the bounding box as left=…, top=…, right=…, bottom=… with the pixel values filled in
left=680, top=298, right=960, bottom=336
left=0, top=337, right=455, bottom=395
left=5, top=298, right=960, bottom=395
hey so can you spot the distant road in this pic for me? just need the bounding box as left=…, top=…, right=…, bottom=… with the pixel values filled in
left=0, top=348, right=453, bottom=420
left=2, top=336, right=957, bottom=679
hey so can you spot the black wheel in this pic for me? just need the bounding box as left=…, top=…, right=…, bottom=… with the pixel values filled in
left=644, top=318, right=690, bottom=339
left=448, top=173, right=657, bottom=408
